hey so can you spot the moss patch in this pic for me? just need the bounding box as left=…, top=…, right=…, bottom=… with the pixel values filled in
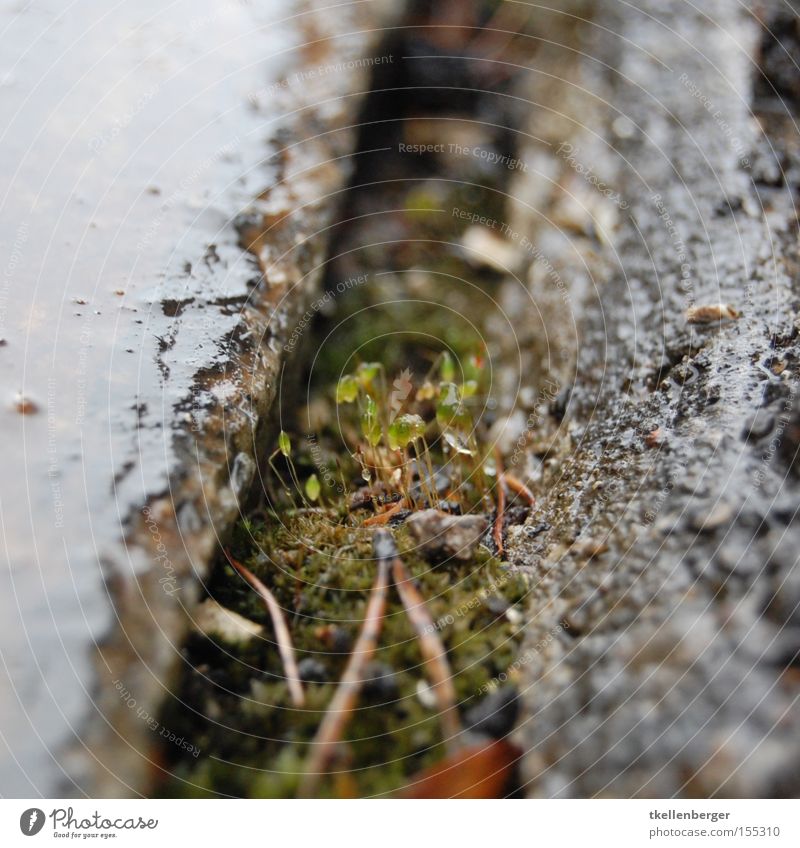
left=159, top=513, right=527, bottom=797
left=157, top=3, right=548, bottom=798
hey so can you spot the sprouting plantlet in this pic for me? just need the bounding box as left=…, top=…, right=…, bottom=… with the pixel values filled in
left=305, top=473, right=321, bottom=502
left=325, top=352, right=503, bottom=517
left=361, top=394, right=382, bottom=447
left=387, top=413, right=425, bottom=450
left=268, top=431, right=294, bottom=500
left=436, top=382, right=472, bottom=433
left=264, top=349, right=529, bottom=534
left=268, top=430, right=306, bottom=505
left=385, top=413, right=425, bottom=506
left=440, top=351, right=456, bottom=382
left=336, top=375, right=359, bottom=404
left=391, top=413, right=440, bottom=507
left=356, top=361, right=382, bottom=390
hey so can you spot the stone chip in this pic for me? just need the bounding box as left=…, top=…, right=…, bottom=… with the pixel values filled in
left=406, top=509, right=489, bottom=563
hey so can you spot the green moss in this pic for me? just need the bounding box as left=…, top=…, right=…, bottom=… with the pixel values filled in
left=157, top=30, right=538, bottom=796
left=158, top=509, right=527, bottom=798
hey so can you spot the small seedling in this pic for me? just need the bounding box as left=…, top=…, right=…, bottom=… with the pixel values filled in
left=269, top=430, right=307, bottom=506
left=331, top=353, right=493, bottom=514
left=265, top=350, right=511, bottom=522
left=305, top=473, right=321, bottom=502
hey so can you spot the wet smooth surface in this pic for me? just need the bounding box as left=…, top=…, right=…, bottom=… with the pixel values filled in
left=0, top=0, right=385, bottom=794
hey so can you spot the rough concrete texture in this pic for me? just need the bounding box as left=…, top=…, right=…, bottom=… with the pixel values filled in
left=508, top=0, right=800, bottom=797
left=0, top=0, right=393, bottom=796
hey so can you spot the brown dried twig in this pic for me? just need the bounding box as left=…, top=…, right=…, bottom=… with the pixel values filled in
left=362, top=498, right=407, bottom=527
left=384, top=533, right=463, bottom=755
left=224, top=550, right=304, bottom=708
left=298, top=535, right=392, bottom=797
left=501, top=472, right=536, bottom=507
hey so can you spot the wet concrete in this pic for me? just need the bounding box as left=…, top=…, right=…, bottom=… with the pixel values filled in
left=142, top=0, right=800, bottom=798
left=150, top=0, right=799, bottom=798
left=4, top=0, right=798, bottom=799
left=506, top=0, right=800, bottom=797
left=0, top=0, right=393, bottom=795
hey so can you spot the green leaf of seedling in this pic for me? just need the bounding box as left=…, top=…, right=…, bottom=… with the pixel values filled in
left=336, top=374, right=359, bottom=404
left=305, top=473, right=321, bottom=502
left=436, top=382, right=460, bottom=426
left=356, top=361, right=381, bottom=389
left=278, top=430, right=291, bottom=457
left=388, top=413, right=426, bottom=450
left=437, top=382, right=472, bottom=431
left=406, top=413, right=426, bottom=441
left=361, top=394, right=382, bottom=447
left=461, top=380, right=479, bottom=398
left=440, top=351, right=456, bottom=382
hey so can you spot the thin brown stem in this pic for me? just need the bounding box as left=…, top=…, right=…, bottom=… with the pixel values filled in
left=286, top=454, right=308, bottom=506
left=362, top=498, right=407, bottom=527
left=224, top=550, right=304, bottom=708
left=501, top=472, right=536, bottom=507
left=493, top=450, right=507, bottom=557
left=386, top=537, right=463, bottom=755
left=419, top=435, right=439, bottom=507
left=298, top=536, right=392, bottom=797
left=268, top=450, right=296, bottom=506
left=401, top=447, right=415, bottom=510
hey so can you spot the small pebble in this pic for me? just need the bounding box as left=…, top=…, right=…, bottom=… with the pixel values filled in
left=686, top=303, right=740, bottom=324
left=524, top=521, right=550, bottom=538
left=362, top=662, right=399, bottom=700
left=691, top=502, right=734, bottom=532
left=192, top=598, right=262, bottom=644
left=741, top=409, right=775, bottom=442
left=13, top=393, right=38, bottom=414
left=406, top=509, right=489, bottom=563
left=612, top=115, right=636, bottom=138
left=416, top=679, right=437, bottom=710
left=645, top=426, right=664, bottom=448
left=461, top=225, right=522, bottom=273
left=297, top=657, right=328, bottom=684
left=464, top=686, right=519, bottom=739
left=482, top=595, right=510, bottom=618
left=572, top=537, right=608, bottom=558
left=505, top=606, right=525, bottom=626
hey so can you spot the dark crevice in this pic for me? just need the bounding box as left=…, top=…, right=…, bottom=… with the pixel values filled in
left=155, top=0, right=560, bottom=799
